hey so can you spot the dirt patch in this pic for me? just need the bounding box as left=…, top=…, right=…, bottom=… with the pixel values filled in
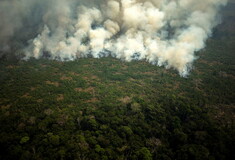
left=83, top=76, right=89, bottom=80
left=82, top=75, right=100, bottom=83
left=30, top=87, right=37, bottom=91
left=172, top=82, right=180, bottom=90
left=44, top=109, right=53, bottom=115
left=119, top=96, right=132, bottom=104
left=68, top=104, right=75, bottom=108
left=74, top=87, right=95, bottom=94
left=57, top=94, right=64, bottom=101
left=128, top=78, right=136, bottom=81
left=69, top=72, right=80, bottom=76
left=4, top=111, right=10, bottom=116
left=219, top=71, right=235, bottom=79
left=28, top=116, right=36, bottom=125
left=211, top=104, right=235, bottom=128
left=40, top=64, right=47, bottom=68
left=84, top=87, right=95, bottom=94
left=199, top=59, right=223, bottom=67
left=88, top=115, right=95, bottom=119
left=57, top=114, right=69, bottom=126
left=1, top=104, right=11, bottom=110
left=45, top=81, right=59, bottom=87
left=6, top=65, right=18, bottom=69
left=211, top=61, right=223, bottom=66
left=91, top=75, right=99, bottom=80
left=194, top=79, right=203, bottom=90
left=74, top=88, right=83, bottom=92
left=60, top=76, right=73, bottom=81
left=85, top=98, right=99, bottom=103
left=83, top=64, right=90, bottom=67
left=195, top=69, right=204, bottom=75
left=21, top=93, right=32, bottom=98
left=37, top=99, right=43, bottom=103
left=121, top=65, right=128, bottom=70
left=18, top=123, right=25, bottom=130
left=114, top=72, right=123, bottom=75
left=142, top=72, right=155, bottom=76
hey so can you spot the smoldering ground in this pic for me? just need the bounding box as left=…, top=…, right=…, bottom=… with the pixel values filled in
left=0, top=0, right=227, bottom=76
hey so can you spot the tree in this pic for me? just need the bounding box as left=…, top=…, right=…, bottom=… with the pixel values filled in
left=136, top=147, right=152, bottom=160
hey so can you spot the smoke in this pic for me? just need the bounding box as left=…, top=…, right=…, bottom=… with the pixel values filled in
left=0, top=0, right=227, bottom=76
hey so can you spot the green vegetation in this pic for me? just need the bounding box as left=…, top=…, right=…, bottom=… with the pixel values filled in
left=0, top=5, right=234, bottom=160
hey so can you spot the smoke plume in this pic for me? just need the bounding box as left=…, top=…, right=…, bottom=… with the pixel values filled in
left=0, top=0, right=227, bottom=76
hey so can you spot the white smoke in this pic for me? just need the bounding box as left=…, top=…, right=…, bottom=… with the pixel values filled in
left=0, top=0, right=228, bottom=76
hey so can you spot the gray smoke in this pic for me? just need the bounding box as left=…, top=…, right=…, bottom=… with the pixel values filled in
left=0, top=0, right=228, bottom=76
